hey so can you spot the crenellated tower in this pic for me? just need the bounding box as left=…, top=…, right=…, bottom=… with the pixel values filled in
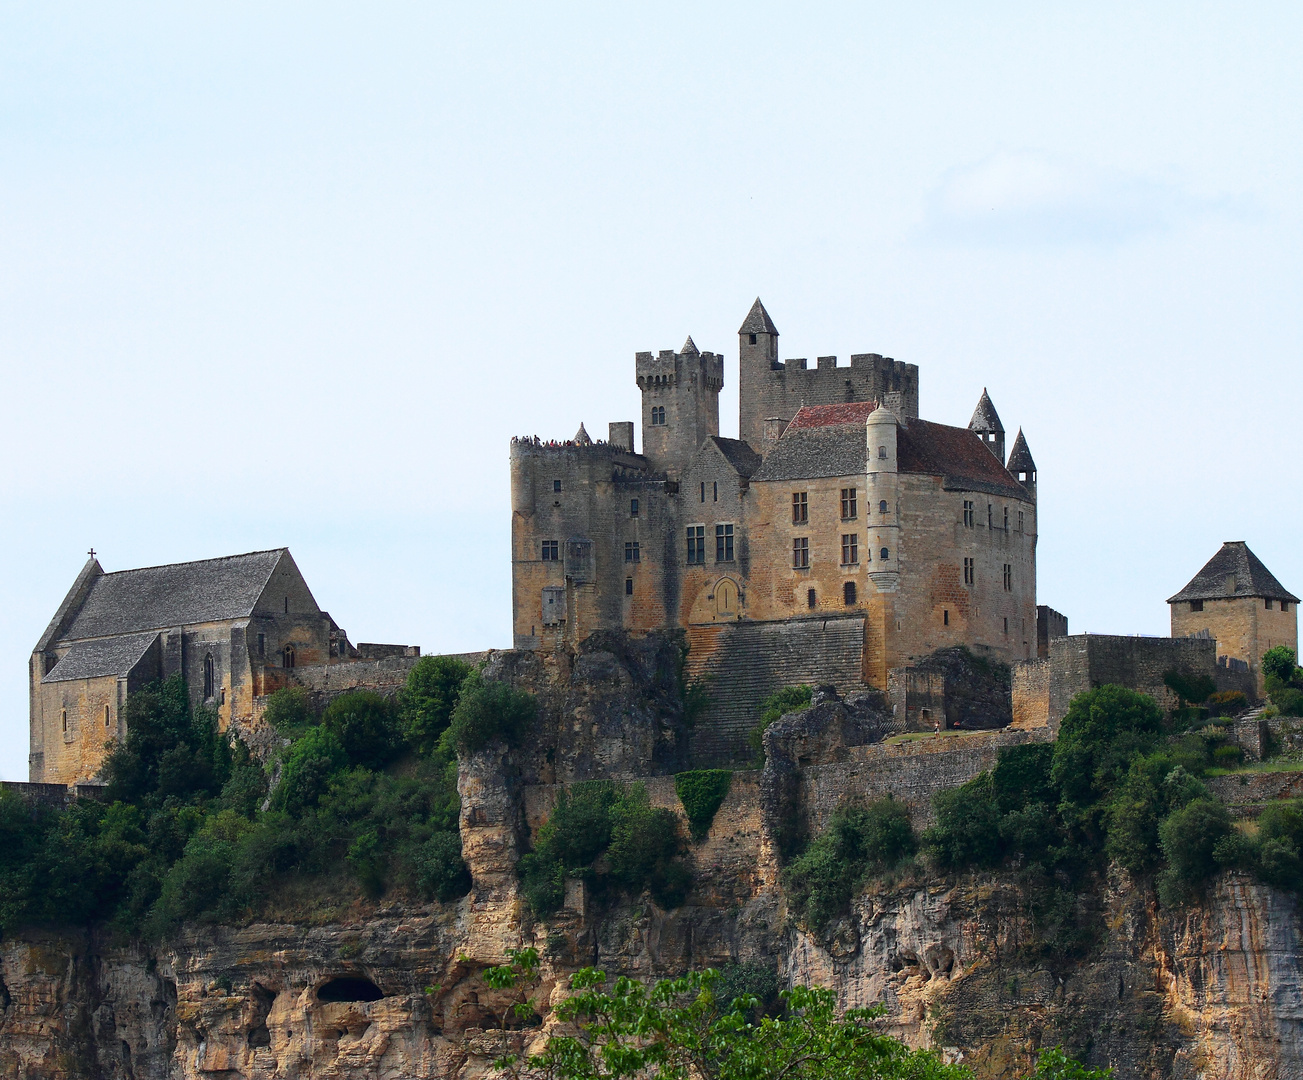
left=737, top=298, right=919, bottom=453
left=636, top=336, right=724, bottom=477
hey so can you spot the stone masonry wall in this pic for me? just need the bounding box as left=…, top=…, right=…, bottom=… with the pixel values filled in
left=1010, top=657, right=1051, bottom=730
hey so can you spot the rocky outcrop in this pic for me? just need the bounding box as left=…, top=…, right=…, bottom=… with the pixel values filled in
left=1, top=639, right=1301, bottom=1078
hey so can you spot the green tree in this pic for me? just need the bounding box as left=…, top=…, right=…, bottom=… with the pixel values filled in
left=1051, top=686, right=1164, bottom=818
left=1158, top=797, right=1232, bottom=903
left=676, top=770, right=733, bottom=841
left=491, top=958, right=971, bottom=1080
left=262, top=686, right=314, bottom=734
left=322, top=690, right=400, bottom=769
left=441, top=672, right=537, bottom=755
left=399, top=655, right=473, bottom=756
left=924, top=773, right=1002, bottom=870
left=272, top=726, right=348, bottom=814
left=1025, top=1047, right=1114, bottom=1079
left=786, top=799, right=916, bottom=932
left=1262, top=646, right=1299, bottom=685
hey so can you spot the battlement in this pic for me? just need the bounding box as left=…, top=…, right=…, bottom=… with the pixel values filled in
left=509, top=434, right=647, bottom=465
left=635, top=346, right=724, bottom=393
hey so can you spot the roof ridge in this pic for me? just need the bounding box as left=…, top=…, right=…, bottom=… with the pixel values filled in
left=95, top=548, right=288, bottom=578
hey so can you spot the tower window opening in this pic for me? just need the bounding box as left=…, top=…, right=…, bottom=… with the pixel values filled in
left=630, top=498, right=639, bottom=517
left=651, top=406, right=666, bottom=426
left=553, top=479, right=562, bottom=492
left=880, top=547, right=890, bottom=560
left=1003, top=617, right=1009, bottom=635
left=878, top=446, right=887, bottom=460
left=1190, top=600, right=1204, bottom=612
left=1018, top=511, right=1024, bottom=533
left=541, top=540, right=559, bottom=561
left=1003, top=564, right=1012, bottom=591
left=62, top=710, right=67, bottom=733
left=987, top=504, right=993, bottom=529
left=1266, top=599, right=1273, bottom=610
left=879, top=500, right=888, bottom=514
left=844, top=581, right=857, bottom=605
left=257, top=633, right=265, bottom=658
left=625, top=541, right=640, bottom=563
left=284, top=596, right=289, bottom=613
left=1003, top=506, right=1009, bottom=531
left=749, top=333, right=757, bottom=345
left=1283, top=602, right=1291, bottom=612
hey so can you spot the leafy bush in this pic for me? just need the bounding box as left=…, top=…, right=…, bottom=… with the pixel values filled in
left=1051, top=685, right=1163, bottom=817
left=441, top=673, right=537, bottom=755
left=713, top=962, right=784, bottom=1020
left=262, top=686, right=314, bottom=734
left=519, top=782, right=689, bottom=916
left=785, top=799, right=916, bottom=932
left=1211, top=744, right=1244, bottom=768
left=749, top=685, right=813, bottom=756
left=272, top=726, right=347, bottom=815
left=1157, top=797, right=1232, bottom=904
left=1272, top=687, right=1303, bottom=718
left=411, top=831, right=472, bottom=902
left=399, top=655, right=473, bottom=756
left=924, top=773, right=1003, bottom=870
left=675, top=770, right=732, bottom=841
left=322, top=690, right=401, bottom=769
left=1262, top=646, right=1299, bottom=685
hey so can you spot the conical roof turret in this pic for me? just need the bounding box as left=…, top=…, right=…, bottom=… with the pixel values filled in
left=738, top=297, right=779, bottom=336
left=680, top=335, right=699, bottom=356
left=968, top=389, right=1004, bottom=434
left=574, top=423, right=591, bottom=446
left=1006, top=428, right=1036, bottom=473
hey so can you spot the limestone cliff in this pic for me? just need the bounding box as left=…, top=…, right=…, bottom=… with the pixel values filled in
left=0, top=635, right=1300, bottom=1079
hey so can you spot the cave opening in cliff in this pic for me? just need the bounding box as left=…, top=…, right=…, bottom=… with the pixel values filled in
left=317, top=977, right=384, bottom=1003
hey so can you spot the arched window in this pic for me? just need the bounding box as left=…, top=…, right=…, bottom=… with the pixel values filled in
left=104, top=704, right=110, bottom=728
left=879, top=500, right=888, bottom=514
left=283, top=645, right=296, bottom=669
left=844, top=581, right=857, bottom=605
left=203, top=654, right=215, bottom=700
left=880, top=547, right=890, bottom=560
left=62, top=709, right=67, bottom=733
left=877, top=446, right=887, bottom=459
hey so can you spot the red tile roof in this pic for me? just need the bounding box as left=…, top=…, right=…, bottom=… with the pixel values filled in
left=787, top=402, right=878, bottom=429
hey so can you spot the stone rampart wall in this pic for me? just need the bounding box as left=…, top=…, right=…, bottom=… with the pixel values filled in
left=1011, top=658, right=1051, bottom=730
left=276, top=652, right=492, bottom=702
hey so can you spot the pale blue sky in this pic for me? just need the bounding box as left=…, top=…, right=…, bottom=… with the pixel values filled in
left=2, top=3, right=1300, bottom=780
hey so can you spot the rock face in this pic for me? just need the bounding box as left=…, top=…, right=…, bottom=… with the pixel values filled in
left=1, top=636, right=1302, bottom=1078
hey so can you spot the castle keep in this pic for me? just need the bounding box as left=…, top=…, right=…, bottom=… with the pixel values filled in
left=510, top=299, right=1040, bottom=701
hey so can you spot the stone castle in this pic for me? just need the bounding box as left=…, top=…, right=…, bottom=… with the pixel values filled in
left=24, top=298, right=1299, bottom=782
left=510, top=299, right=1040, bottom=688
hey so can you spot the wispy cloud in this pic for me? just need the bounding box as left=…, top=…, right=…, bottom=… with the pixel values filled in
left=919, top=150, right=1247, bottom=247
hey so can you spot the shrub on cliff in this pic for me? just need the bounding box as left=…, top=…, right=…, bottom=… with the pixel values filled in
left=441, top=672, right=537, bottom=755
left=272, top=726, right=348, bottom=815
left=785, top=799, right=916, bottom=932
left=1051, top=686, right=1164, bottom=821
left=262, top=686, right=315, bottom=734
left=322, top=690, right=401, bottom=770
left=399, top=655, right=473, bottom=756
left=519, top=781, right=689, bottom=916
left=675, top=770, right=732, bottom=841
left=1157, top=797, right=1232, bottom=904
left=749, top=684, right=812, bottom=757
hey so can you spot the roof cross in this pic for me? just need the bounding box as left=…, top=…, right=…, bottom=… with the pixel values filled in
left=88, top=548, right=96, bottom=558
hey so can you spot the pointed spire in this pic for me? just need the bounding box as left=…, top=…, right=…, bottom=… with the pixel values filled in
left=1006, top=428, right=1036, bottom=474
left=968, top=388, right=1004, bottom=434
left=738, top=297, right=779, bottom=336
left=574, top=423, right=591, bottom=446
left=680, top=335, right=699, bottom=356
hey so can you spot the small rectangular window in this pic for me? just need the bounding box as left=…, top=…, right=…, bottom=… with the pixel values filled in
left=840, top=488, right=857, bottom=520
left=1003, top=616, right=1009, bottom=635
left=257, top=633, right=265, bottom=658
left=713, top=481, right=718, bottom=502
left=943, top=609, right=949, bottom=626
left=844, top=581, right=857, bottom=605
left=792, top=492, right=808, bottom=524
left=715, top=523, right=734, bottom=562
left=1190, top=600, right=1204, bottom=612
left=625, top=541, right=640, bottom=563
left=841, top=534, right=858, bottom=565
left=987, top=504, right=993, bottom=529
left=963, top=500, right=974, bottom=527
left=541, top=540, right=559, bottom=561
left=630, top=498, right=639, bottom=517
left=700, top=482, right=706, bottom=503
left=1283, top=601, right=1291, bottom=613
left=749, top=333, right=757, bottom=345
left=1018, top=510, right=1024, bottom=533
left=1003, top=563, right=1012, bottom=591
left=625, top=577, right=634, bottom=596
left=793, top=537, right=809, bottom=568
left=964, top=557, right=975, bottom=585
left=807, top=588, right=817, bottom=608
left=553, top=479, right=562, bottom=492
left=1266, top=599, right=1273, bottom=610
left=1003, top=506, right=1009, bottom=531
left=105, top=704, right=110, bottom=728
left=650, top=406, right=666, bottom=426
left=687, top=526, right=706, bottom=565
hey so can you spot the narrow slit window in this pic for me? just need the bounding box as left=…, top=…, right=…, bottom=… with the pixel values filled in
left=713, top=481, right=718, bottom=502
left=700, top=482, right=706, bottom=503
left=943, top=609, right=949, bottom=626
left=203, top=653, right=215, bottom=700
left=553, top=479, right=562, bottom=492
left=1003, top=564, right=1012, bottom=591
left=104, top=704, right=110, bottom=728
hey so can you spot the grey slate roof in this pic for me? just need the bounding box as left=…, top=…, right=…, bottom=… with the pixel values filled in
left=753, top=416, right=1028, bottom=499
left=1168, top=542, right=1299, bottom=604
left=1006, top=429, right=1036, bottom=473
left=738, top=298, right=779, bottom=336
left=708, top=436, right=763, bottom=479
left=681, top=335, right=699, bottom=355
left=58, top=549, right=286, bottom=642
left=42, top=631, right=158, bottom=683
left=969, top=389, right=1004, bottom=433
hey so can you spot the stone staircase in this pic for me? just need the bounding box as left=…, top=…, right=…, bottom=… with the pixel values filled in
left=683, top=615, right=868, bottom=767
